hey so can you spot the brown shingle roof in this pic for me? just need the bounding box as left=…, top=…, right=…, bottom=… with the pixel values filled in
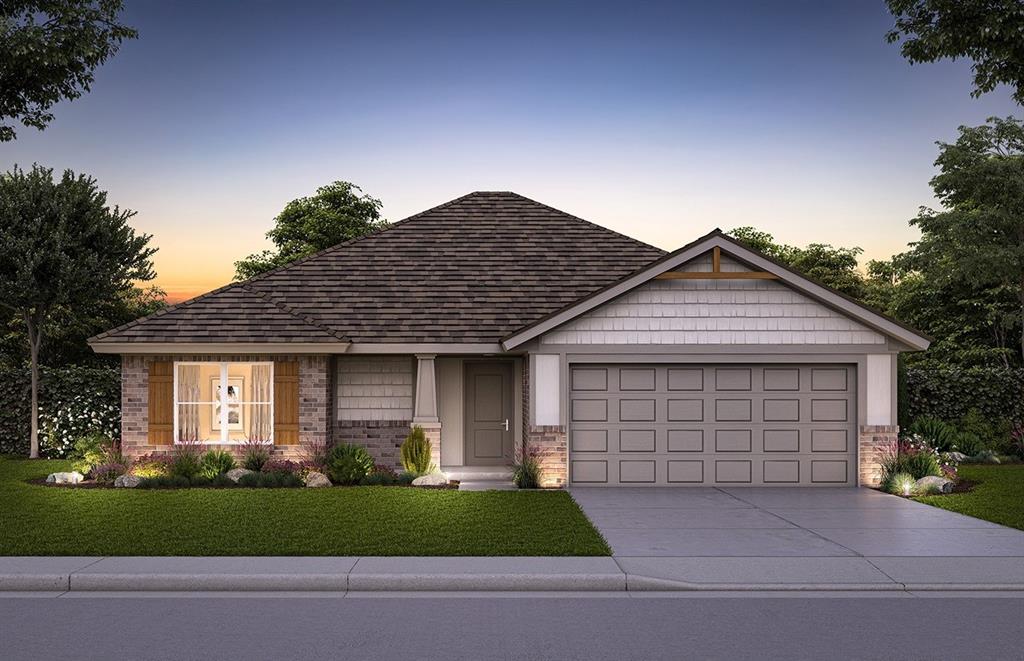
left=90, top=192, right=667, bottom=346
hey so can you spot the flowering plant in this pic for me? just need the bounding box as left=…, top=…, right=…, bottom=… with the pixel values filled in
left=39, top=393, right=120, bottom=458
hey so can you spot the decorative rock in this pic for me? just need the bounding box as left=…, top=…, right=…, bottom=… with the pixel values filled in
left=114, top=475, right=142, bottom=488
left=45, top=471, right=84, bottom=485
left=947, top=452, right=967, bottom=463
left=304, top=471, right=331, bottom=488
left=412, top=472, right=448, bottom=487
left=914, top=475, right=954, bottom=494
left=225, top=468, right=255, bottom=483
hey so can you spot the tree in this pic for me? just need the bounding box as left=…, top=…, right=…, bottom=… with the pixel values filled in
left=885, top=0, right=1024, bottom=104
left=896, top=116, right=1024, bottom=364
left=0, top=1, right=137, bottom=141
left=0, top=165, right=156, bottom=457
left=234, top=181, right=387, bottom=280
left=728, top=227, right=867, bottom=299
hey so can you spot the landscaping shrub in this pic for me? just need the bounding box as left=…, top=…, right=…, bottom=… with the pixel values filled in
left=299, top=440, right=329, bottom=472
left=199, top=450, right=236, bottom=479
left=957, top=409, right=1014, bottom=454
left=906, top=417, right=958, bottom=452
left=138, top=475, right=191, bottom=489
left=881, top=471, right=917, bottom=496
left=326, top=443, right=375, bottom=485
left=130, top=454, right=170, bottom=478
left=238, top=471, right=302, bottom=488
left=0, top=364, right=121, bottom=456
left=240, top=439, right=271, bottom=471
left=91, top=462, right=128, bottom=484
left=1012, top=423, right=1024, bottom=460
left=360, top=472, right=397, bottom=486
left=901, top=365, right=1024, bottom=432
left=879, top=439, right=944, bottom=488
left=400, top=425, right=434, bottom=475
left=261, top=459, right=300, bottom=476
left=396, top=471, right=416, bottom=485
left=512, top=445, right=543, bottom=489
left=168, top=441, right=203, bottom=480
left=69, top=431, right=116, bottom=475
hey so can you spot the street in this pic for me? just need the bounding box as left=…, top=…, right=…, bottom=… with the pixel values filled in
left=1, top=592, right=1021, bottom=660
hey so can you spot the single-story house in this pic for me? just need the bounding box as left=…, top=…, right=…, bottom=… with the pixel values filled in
left=89, top=191, right=929, bottom=487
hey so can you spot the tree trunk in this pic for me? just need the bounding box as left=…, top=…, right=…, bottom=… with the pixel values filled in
left=25, top=314, right=41, bottom=459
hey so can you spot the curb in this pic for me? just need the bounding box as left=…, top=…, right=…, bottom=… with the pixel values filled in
left=2, top=557, right=1023, bottom=593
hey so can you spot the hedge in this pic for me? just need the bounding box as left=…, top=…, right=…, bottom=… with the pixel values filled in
left=0, top=365, right=120, bottom=457
left=900, top=365, right=1024, bottom=428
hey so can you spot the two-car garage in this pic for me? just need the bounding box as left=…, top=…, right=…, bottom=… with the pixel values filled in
left=568, top=364, right=857, bottom=486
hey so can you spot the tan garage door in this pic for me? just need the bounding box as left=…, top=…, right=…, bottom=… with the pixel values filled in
left=569, top=364, right=857, bottom=486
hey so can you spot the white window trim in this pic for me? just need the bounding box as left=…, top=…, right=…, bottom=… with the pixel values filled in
left=172, top=361, right=275, bottom=445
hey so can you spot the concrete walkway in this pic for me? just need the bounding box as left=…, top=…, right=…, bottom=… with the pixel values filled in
left=570, top=486, right=1024, bottom=590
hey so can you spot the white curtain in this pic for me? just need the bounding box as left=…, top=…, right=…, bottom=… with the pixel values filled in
left=251, top=364, right=272, bottom=441
left=177, top=365, right=201, bottom=441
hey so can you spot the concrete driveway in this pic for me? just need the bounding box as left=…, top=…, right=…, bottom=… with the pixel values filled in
left=570, top=487, right=1024, bottom=589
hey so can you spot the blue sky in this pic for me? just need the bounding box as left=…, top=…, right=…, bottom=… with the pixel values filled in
left=2, top=0, right=1018, bottom=299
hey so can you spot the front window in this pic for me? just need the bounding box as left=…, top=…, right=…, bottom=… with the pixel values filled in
left=174, top=362, right=273, bottom=443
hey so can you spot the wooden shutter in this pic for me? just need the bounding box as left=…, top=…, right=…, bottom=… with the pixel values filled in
left=148, top=361, right=174, bottom=445
left=273, top=361, right=299, bottom=445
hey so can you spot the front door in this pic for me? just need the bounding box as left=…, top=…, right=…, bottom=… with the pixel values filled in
left=464, top=362, right=515, bottom=466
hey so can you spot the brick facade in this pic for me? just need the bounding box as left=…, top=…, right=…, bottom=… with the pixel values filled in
left=525, top=425, right=568, bottom=487
left=120, top=354, right=330, bottom=460
left=858, top=424, right=898, bottom=488
left=333, top=420, right=411, bottom=470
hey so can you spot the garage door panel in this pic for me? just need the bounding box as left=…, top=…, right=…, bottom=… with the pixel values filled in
left=619, top=399, right=656, bottom=421
left=572, top=429, right=608, bottom=452
left=619, top=368, right=656, bottom=391
left=667, top=399, right=703, bottom=421
left=667, top=368, right=703, bottom=390
left=620, top=429, right=656, bottom=452
left=763, top=429, right=800, bottom=452
left=715, top=460, right=752, bottom=483
left=569, top=364, right=856, bottom=486
left=667, top=429, right=703, bottom=452
left=667, top=460, right=704, bottom=483
left=715, top=399, right=752, bottom=422
left=763, top=398, right=800, bottom=421
left=715, top=429, right=752, bottom=452
left=715, top=368, right=752, bottom=391
left=763, top=460, right=800, bottom=483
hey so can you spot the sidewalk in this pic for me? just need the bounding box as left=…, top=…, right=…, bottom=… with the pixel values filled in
left=3, top=555, right=1023, bottom=593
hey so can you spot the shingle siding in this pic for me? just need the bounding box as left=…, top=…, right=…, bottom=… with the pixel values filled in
left=542, top=278, right=886, bottom=345
left=336, top=356, right=414, bottom=421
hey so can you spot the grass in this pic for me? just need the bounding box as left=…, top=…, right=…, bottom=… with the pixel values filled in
left=0, top=458, right=610, bottom=556
left=915, top=463, right=1024, bottom=531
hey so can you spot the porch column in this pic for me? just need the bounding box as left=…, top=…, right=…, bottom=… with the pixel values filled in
left=526, top=353, right=568, bottom=487
left=413, top=354, right=442, bottom=469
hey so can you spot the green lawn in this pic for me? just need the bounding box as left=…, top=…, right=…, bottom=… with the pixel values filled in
left=0, top=459, right=610, bottom=556
left=915, top=464, right=1024, bottom=530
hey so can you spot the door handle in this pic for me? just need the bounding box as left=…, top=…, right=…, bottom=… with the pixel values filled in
left=503, top=418, right=509, bottom=432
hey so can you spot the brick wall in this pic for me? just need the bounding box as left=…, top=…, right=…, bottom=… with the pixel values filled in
left=120, top=354, right=330, bottom=460
left=526, top=425, right=568, bottom=487
left=333, top=419, right=410, bottom=470
left=858, top=424, right=898, bottom=487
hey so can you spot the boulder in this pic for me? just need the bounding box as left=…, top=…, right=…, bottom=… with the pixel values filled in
left=304, top=471, right=331, bottom=488
left=114, top=475, right=142, bottom=488
left=412, top=472, right=448, bottom=487
left=225, top=468, right=255, bottom=483
left=947, top=452, right=967, bottom=463
left=914, top=475, right=954, bottom=494
left=45, top=471, right=84, bottom=485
